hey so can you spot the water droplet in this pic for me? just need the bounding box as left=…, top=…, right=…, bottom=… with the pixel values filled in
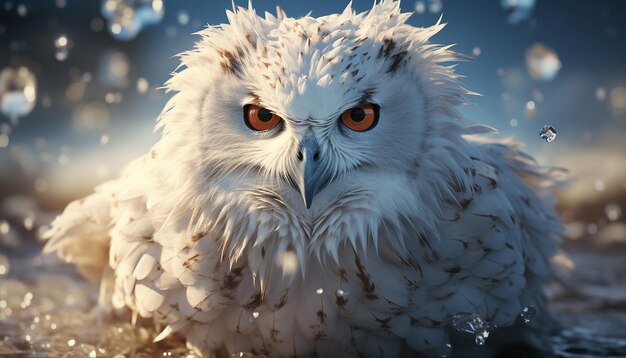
left=472, top=47, right=481, bottom=57
left=452, top=313, right=490, bottom=346
left=520, top=305, right=536, bottom=323
left=136, top=77, right=149, bottom=94
left=58, top=154, right=70, bottom=166
left=252, top=311, right=259, bottom=319
left=89, top=350, right=97, bottom=357
left=415, top=1, right=425, bottom=14
left=0, top=66, right=38, bottom=122
left=526, top=43, right=561, bottom=81
left=0, top=220, right=10, bottom=234
left=73, top=101, right=110, bottom=130
left=23, top=216, right=34, bottom=231
left=428, top=0, right=442, bottom=13
left=0, top=134, right=9, bottom=148
left=178, top=11, right=189, bottom=25
left=605, top=204, right=622, bottom=221
left=336, top=289, right=345, bottom=296
left=501, top=0, right=535, bottom=24
left=510, top=118, right=518, bottom=127
left=526, top=100, right=537, bottom=118
left=67, top=339, right=76, bottom=347
left=475, top=331, right=488, bottom=345
left=56, top=0, right=67, bottom=8
left=100, top=135, right=109, bottom=145
left=101, top=0, right=164, bottom=41
left=539, top=125, right=556, bottom=143
left=280, top=250, right=298, bottom=276
left=596, top=87, right=606, bottom=101
left=594, top=179, right=605, bottom=192
left=609, top=86, right=626, bottom=113
left=16, top=3, right=27, bottom=16
left=99, top=50, right=130, bottom=89
left=54, top=34, right=72, bottom=61
left=316, top=288, right=324, bottom=295
left=0, top=254, right=9, bottom=276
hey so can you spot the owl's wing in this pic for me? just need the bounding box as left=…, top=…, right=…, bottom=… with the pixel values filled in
left=43, top=189, right=113, bottom=283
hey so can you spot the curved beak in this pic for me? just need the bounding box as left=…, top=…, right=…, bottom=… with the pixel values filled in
left=289, top=135, right=331, bottom=209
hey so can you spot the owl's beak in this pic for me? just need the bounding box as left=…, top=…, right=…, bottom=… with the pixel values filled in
left=292, top=135, right=329, bottom=209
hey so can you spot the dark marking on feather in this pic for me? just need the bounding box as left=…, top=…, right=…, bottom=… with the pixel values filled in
left=471, top=213, right=499, bottom=221
left=316, top=310, right=327, bottom=324
left=387, top=51, right=408, bottom=74
left=245, top=33, right=255, bottom=48
left=221, top=266, right=243, bottom=291
left=459, top=198, right=473, bottom=209
left=379, top=38, right=396, bottom=58
left=355, top=36, right=368, bottom=45
left=444, top=266, right=461, bottom=274
left=191, top=232, right=205, bottom=242
left=418, top=233, right=439, bottom=262
left=359, top=87, right=376, bottom=103
left=244, top=291, right=263, bottom=310
left=354, top=255, right=378, bottom=299
left=465, top=166, right=476, bottom=176
left=335, top=293, right=348, bottom=307
left=375, top=316, right=391, bottom=329
left=313, top=331, right=327, bottom=341
left=219, top=49, right=242, bottom=76
left=338, top=268, right=348, bottom=282
left=275, top=291, right=288, bottom=309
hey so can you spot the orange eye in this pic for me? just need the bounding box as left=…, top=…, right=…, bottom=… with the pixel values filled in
left=244, top=104, right=282, bottom=131
left=340, top=104, right=379, bottom=132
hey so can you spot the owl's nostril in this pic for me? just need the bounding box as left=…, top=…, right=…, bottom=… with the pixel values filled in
left=313, top=151, right=320, bottom=161
left=297, top=150, right=303, bottom=161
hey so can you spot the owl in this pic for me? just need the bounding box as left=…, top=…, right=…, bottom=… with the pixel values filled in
left=44, top=1, right=565, bottom=357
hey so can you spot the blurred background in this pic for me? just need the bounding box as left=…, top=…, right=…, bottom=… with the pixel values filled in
left=1, top=0, right=626, bottom=356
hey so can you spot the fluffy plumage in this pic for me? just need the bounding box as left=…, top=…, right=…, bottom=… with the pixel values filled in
left=44, top=1, right=565, bottom=357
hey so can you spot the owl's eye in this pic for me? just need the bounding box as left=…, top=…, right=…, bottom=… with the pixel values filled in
left=243, top=104, right=282, bottom=132
left=340, top=104, right=379, bottom=132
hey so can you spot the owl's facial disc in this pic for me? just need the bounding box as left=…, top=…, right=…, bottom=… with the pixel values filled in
left=243, top=102, right=382, bottom=209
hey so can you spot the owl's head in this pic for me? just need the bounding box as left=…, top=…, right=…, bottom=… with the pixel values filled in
left=158, top=1, right=481, bottom=244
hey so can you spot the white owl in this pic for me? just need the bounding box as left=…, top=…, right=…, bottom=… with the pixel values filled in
left=44, top=1, right=565, bottom=357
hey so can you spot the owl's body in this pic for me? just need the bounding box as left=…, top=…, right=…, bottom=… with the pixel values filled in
left=45, top=1, right=564, bottom=357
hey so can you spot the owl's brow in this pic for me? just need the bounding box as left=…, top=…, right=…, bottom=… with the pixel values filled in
left=377, top=38, right=410, bottom=74
left=218, top=47, right=245, bottom=77
left=358, top=87, right=377, bottom=104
